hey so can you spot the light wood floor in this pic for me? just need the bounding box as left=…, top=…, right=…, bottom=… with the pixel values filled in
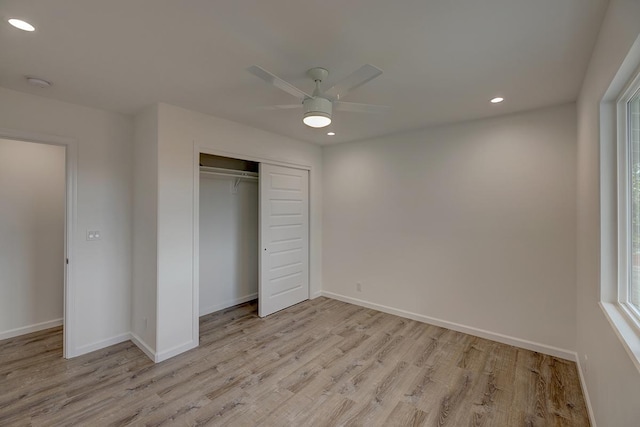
left=0, top=297, right=589, bottom=426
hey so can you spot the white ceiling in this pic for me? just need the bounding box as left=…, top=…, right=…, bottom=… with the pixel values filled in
left=0, top=0, right=608, bottom=145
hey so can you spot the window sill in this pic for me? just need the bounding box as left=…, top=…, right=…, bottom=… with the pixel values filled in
left=600, top=302, right=640, bottom=374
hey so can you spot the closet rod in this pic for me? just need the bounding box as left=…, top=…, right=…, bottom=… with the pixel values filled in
left=199, top=166, right=258, bottom=180
left=200, top=171, right=258, bottom=181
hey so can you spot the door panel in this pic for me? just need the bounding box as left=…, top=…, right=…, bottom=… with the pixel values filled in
left=259, top=164, right=309, bottom=317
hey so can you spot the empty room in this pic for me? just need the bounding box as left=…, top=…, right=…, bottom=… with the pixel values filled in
left=1, top=0, right=640, bottom=426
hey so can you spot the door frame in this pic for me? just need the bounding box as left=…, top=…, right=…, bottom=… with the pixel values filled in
left=0, top=127, right=78, bottom=359
left=192, top=145, right=311, bottom=334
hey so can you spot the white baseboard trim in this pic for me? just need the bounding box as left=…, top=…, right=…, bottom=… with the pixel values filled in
left=320, top=291, right=576, bottom=361
left=130, top=332, right=157, bottom=362
left=311, top=290, right=322, bottom=299
left=73, top=332, right=131, bottom=357
left=200, top=293, right=258, bottom=317
left=155, top=340, right=198, bottom=363
left=0, top=318, right=63, bottom=341
left=575, top=355, right=597, bottom=427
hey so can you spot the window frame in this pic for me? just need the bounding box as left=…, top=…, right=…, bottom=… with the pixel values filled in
left=617, top=70, right=640, bottom=330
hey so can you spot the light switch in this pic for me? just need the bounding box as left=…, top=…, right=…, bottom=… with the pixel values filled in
left=87, top=230, right=102, bottom=241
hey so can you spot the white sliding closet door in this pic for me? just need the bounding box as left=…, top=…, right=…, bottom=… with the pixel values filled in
left=259, top=163, right=309, bottom=317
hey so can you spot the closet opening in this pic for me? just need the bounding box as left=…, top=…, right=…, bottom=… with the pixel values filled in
left=194, top=149, right=310, bottom=333
left=198, top=153, right=260, bottom=318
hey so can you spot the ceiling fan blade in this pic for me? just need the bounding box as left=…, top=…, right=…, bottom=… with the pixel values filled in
left=334, top=101, right=391, bottom=114
left=324, top=64, right=383, bottom=100
left=247, top=65, right=312, bottom=100
left=256, top=104, right=303, bottom=110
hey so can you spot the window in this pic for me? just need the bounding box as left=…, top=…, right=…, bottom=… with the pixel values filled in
left=600, top=39, right=640, bottom=374
left=630, top=91, right=640, bottom=313
left=618, top=74, right=640, bottom=328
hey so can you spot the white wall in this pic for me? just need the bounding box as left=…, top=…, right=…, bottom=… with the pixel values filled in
left=132, top=105, right=158, bottom=354
left=151, top=103, right=322, bottom=360
left=576, top=0, right=640, bottom=425
left=323, top=103, right=577, bottom=356
left=0, top=87, right=133, bottom=356
left=199, top=175, right=258, bottom=316
left=0, top=138, right=65, bottom=338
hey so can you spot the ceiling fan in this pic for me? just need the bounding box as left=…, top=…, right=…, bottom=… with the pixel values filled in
left=247, top=64, right=389, bottom=128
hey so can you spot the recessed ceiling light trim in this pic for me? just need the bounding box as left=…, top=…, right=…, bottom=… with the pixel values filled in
left=490, top=97, right=504, bottom=103
left=8, top=18, right=35, bottom=32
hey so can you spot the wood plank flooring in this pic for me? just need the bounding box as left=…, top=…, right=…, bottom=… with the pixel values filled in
left=0, top=297, right=590, bottom=426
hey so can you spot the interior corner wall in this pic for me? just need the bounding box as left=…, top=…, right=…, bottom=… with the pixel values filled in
left=0, top=87, right=133, bottom=355
left=576, top=0, right=640, bottom=425
left=154, top=102, right=322, bottom=360
left=322, top=103, right=577, bottom=355
left=0, top=138, right=65, bottom=338
left=132, top=104, right=159, bottom=354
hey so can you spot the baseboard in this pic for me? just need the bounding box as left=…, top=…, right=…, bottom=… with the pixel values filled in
left=311, top=290, right=322, bottom=299
left=575, top=355, right=597, bottom=427
left=320, top=291, right=576, bottom=361
left=129, top=332, right=157, bottom=361
left=199, top=293, right=258, bottom=317
left=78, top=332, right=194, bottom=364
left=155, top=339, right=198, bottom=363
left=0, top=318, right=63, bottom=341
left=73, top=332, right=131, bottom=357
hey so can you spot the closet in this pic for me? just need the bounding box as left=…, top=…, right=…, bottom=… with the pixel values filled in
left=198, top=153, right=310, bottom=318
left=199, top=154, right=259, bottom=316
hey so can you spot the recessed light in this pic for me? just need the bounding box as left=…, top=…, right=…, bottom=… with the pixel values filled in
left=490, top=97, right=504, bottom=104
left=26, top=76, right=52, bottom=88
left=327, top=132, right=336, bottom=136
left=8, top=19, right=35, bottom=32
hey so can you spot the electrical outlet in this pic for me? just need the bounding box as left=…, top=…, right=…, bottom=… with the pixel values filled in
left=356, top=282, right=362, bottom=292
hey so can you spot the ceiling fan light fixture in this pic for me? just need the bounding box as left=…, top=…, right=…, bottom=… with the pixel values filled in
left=303, top=113, right=331, bottom=128
left=303, top=97, right=332, bottom=128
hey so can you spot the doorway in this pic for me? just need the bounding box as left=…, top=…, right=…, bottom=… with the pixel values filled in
left=0, top=128, right=76, bottom=359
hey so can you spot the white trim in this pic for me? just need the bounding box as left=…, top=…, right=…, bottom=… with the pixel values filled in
left=130, top=332, right=157, bottom=362
left=321, top=291, right=576, bottom=361
left=600, top=302, right=640, bottom=373
left=191, top=145, right=200, bottom=348
left=200, top=293, right=258, bottom=317
left=155, top=340, right=198, bottom=363
left=74, top=332, right=130, bottom=357
left=616, top=86, right=631, bottom=305
left=0, top=318, right=63, bottom=341
left=197, top=146, right=311, bottom=171
left=311, top=290, right=322, bottom=299
left=575, top=355, right=597, bottom=427
left=0, top=128, right=75, bottom=145
left=0, top=127, right=77, bottom=359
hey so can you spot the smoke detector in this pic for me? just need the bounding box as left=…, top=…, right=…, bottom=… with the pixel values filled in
left=26, top=76, right=52, bottom=88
